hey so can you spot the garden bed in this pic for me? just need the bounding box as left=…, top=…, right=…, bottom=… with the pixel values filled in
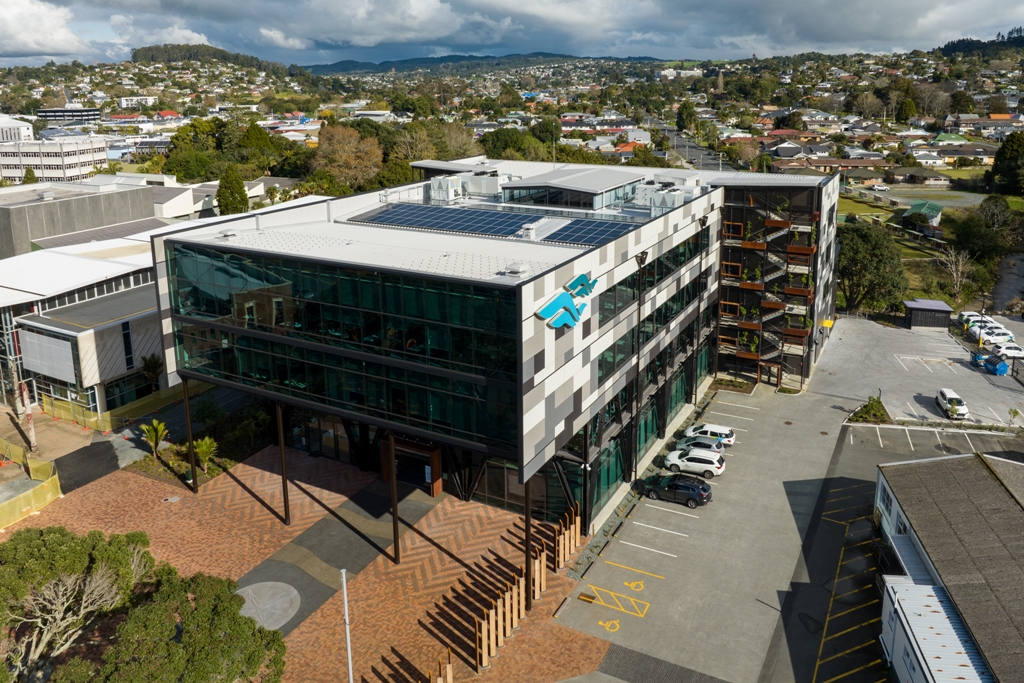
left=710, top=377, right=756, bottom=394
left=847, top=396, right=891, bottom=424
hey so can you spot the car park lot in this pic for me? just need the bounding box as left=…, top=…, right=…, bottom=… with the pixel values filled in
left=557, top=389, right=850, bottom=683
left=812, top=318, right=1024, bottom=427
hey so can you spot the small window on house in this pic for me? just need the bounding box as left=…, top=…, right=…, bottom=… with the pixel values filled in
left=121, top=321, right=135, bottom=371
left=880, top=487, right=892, bottom=515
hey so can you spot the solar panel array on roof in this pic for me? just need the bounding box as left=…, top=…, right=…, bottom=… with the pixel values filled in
left=351, top=203, right=637, bottom=247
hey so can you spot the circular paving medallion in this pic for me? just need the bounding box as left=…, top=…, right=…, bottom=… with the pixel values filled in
left=236, top=582, right=300, bottom=630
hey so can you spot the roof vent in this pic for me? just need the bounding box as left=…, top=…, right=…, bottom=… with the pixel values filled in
left=38, top=191, right=54, bottom=201
left=506, top=262, right=530, bottom=276
left=216, top=228, right=236, bottom=239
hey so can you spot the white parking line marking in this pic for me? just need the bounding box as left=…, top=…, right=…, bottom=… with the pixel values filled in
left=946, top=362, right=958, bottom=374
left=988, top=407, right=1004, bottom=424
left=965, top=433, right=975, bottom=452
left=645, top=504, right=699, bottom=518
left=618, top=540, right=678, bottom=557
left=918, top=357, right=933, bottom=373
left=850, top=430, right=853, bottom=445
left=905, top=428, right=914, bottom=451
left=707, top=411, right=754, bottom=421
left=728, top=426, right=748, bottom=432
left=633, top=521, right=689, bottom=537
left=936, top=432, right=946, bottom=453
left=876, top=427, right=883, bottom=448
left=715, top=401, right=759, bottom=410
left=906, top=402, right=920, bottom=419
left=894, top=355, right=909, bottom=371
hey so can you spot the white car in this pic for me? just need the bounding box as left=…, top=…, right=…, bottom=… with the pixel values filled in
left=871, top=184, right=889, bottom=191
left=977, top=329, right=1015, bottom=344
left=993, top=343, right=1024, bottom=359
left=683, top=423, right=736, bottom=446
left=663, top=451, right=726, bottom=478
left=958, top=311, right=983, bottom=325
left=969, top=323, right=1012, bottom=339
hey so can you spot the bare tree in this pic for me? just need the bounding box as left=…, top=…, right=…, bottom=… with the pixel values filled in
left=938, top=247, right=975, bottom=303
left=855, top=92, right=884, bottom=118
left=393, top=128, right=437, bottom=162
left=441, top=123, right=482, bottom=159
left=6, top=565, right=121, bottom=682
left=311, top=125, right=383, bottom=188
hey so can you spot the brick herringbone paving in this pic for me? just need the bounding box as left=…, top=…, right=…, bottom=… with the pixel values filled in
left=283, top=497, right=609, bottom=683
left=5, top=447, right=376, bottom=579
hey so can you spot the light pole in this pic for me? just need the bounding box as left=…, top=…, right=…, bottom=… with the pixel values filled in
left=341, top=569, right=354, bottom=683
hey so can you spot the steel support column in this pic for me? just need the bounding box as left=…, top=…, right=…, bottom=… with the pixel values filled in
left=181, top=378, right=198, bottom=494
left=388, top=430, right=400, bottom=564
left=276, top=401, right=291, bottom=525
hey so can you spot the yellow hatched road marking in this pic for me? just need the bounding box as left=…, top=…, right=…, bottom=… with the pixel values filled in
left=603, top=561, right=665, bottom=579
left=818, top=660, right=884, bottom=683
left=817, top=639, right=875, bottom=664
left=833, top=584, right=873, bottom=600
left=581, top=585, right=650, bottom=618
left=823, top=618, right=881, bottom=641
left=829, top=600, right=879, bottom=620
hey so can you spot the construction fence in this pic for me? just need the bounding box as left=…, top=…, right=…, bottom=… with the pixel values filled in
left=0, top=435, right=62, bottom=530
left=40, top=381, right=214, bottom=433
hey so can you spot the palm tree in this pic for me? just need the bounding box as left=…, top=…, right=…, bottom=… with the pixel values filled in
left=141, top=353, right=164, bottom=393
left=193, top=436, right=218, bottom=473
left=140, top=419, right=168, bottom=458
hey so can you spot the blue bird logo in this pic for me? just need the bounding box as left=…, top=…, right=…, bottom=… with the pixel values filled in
left=536, top=273, right=598, bottom=329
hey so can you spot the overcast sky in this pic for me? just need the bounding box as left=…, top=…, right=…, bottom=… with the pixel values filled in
left=3, top=0, right=1024, bottom=67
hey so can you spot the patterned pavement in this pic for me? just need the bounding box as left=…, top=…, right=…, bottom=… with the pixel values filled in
left=6, top=446, right=608, bottom=682
left=283, top=496, right=610, bottom=683
left=6, top=446, right=376, bottom=579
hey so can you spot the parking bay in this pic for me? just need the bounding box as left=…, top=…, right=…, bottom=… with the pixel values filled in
left=556, top=391, right=847, bottom=683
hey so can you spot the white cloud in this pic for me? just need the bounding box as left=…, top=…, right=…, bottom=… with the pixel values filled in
left=259, top=27, right=310, bottom=50
left=109, top=13, right=209, bottom=48
left=0, top=0, right=90, bottom=57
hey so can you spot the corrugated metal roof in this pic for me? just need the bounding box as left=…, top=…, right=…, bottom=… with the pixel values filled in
left=890, top=582, right=996, bottom=683
left=883, top=455, right=1024, bottom=683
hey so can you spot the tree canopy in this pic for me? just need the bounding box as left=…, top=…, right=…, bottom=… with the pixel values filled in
left=311, top=125, right=383, bottom=188
left=836, top=222, right=907, bottom=311
left=216, top=165, right=249, bottom=215
left=993, top=130, right=1024, bottom=195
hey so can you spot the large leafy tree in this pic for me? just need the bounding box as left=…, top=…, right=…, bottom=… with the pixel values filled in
left=993, top=130, right=1024, bottom=195
left=216, top=164, right=249, bottom=215
left=311, top=125, right=383, bottom=188
left=675, top=100, right=697, bottom=132
left=81, top=568, right=285, bottom=683
left=949, top=90, right=974, bottom=114
left=836, top=222, right=907, bottom=311
left=776, top=110, right=805, bottom=131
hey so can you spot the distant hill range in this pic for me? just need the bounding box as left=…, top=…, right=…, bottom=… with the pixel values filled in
left=302, top=52, right=659, bottom=75
left=939, top=27, right=1024, bottom=56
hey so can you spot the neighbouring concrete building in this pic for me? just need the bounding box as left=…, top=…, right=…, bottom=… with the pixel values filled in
left=0, top=115, right=33, bottom=143
left=0, top=182, right=155, bottom=260
left=118, top=96, right=159, bottom=109
left=35, top=107, right=101, bottom=123
left=0, top=137, right=108, bottom=184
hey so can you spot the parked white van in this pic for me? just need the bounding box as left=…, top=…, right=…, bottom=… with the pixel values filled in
left=935, top=388, right=969, bottom=420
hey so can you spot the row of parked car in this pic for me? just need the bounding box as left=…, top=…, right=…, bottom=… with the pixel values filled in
left=641, top=423, right=735, bottom=509
left=959, top=312, right=1022, bottom=351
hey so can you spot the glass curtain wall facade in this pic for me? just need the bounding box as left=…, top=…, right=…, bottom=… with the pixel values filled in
left=167, top=243, right=520, bottom=452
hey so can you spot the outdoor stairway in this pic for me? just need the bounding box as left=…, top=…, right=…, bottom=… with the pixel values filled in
left=763, top=291, right=783, bottom=303
left=766, top=253, right=787, bottom=270
left=762, top=309, right=785, bottom=322
left=760, top=330, right=783, bottom=359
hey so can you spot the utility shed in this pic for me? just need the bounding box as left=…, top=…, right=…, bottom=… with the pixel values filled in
left=903, top=298, right=952, bottom=329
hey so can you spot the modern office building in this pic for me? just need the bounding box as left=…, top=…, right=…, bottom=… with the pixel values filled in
left=713, top=173, right=840, bottom=386
left=875, top=454, right=1017, bottom=683
left=151, top=159, right=838, bottom=529
left=0, top=138, right=108, bottom=184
